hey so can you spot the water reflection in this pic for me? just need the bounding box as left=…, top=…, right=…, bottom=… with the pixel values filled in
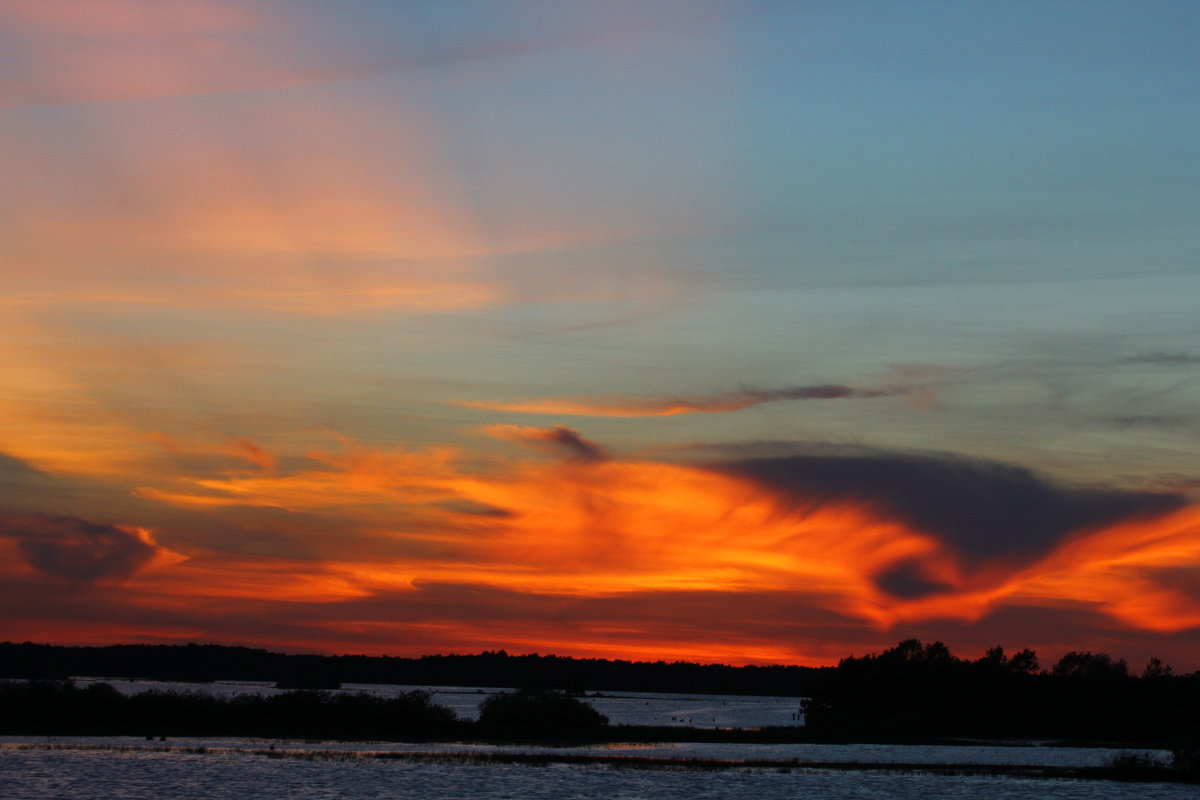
left=2, top=740, right=1192, bottom=800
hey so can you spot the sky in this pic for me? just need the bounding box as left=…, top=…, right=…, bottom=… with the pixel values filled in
left=2, top=0, right=1200, bottom=670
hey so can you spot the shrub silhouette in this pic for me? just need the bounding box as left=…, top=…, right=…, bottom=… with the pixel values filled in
left=477, top=689, right=608, bottom=732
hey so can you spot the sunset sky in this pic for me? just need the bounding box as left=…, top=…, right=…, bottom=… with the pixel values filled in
left=3, top=0, right=1200, bottom=670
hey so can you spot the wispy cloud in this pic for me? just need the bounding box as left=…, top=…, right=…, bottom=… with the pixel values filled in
left=460, top=384, right=909, bottom=418
left=1122, top=352, right=1200, bottom=366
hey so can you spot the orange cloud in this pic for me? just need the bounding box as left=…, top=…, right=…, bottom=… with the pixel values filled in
left=7, top=427, right=1199, bottom=664
left=134, top=443, right=463, bottom=512
left=1009, top=506, right=1200, bottom=632
left=131, top=555, right=375, bottom=604
left=126, top=435, right=1200, bottom=639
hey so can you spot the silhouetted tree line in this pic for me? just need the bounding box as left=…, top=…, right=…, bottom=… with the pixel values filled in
left=0, top=642, right=818, bottom=696
left=0, top=681, right=618, bottom=740
left=0, top=680, right=460, bottom=739
left=802, top=639, right=1200, bottom=744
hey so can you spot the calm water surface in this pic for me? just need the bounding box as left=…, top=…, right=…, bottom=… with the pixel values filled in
left=2, top=742, right=1193, bottom=800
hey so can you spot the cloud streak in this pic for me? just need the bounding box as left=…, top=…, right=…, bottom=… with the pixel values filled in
left=461, top=384, right=908, bottom=418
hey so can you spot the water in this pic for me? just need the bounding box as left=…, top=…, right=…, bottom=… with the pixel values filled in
left=1, top=739, right=1191, bottom=800
left=0, top=735, right=1171, bottom=768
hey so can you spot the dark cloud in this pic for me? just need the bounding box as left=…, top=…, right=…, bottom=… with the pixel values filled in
left=873, top=560, right=955, bottom=599
left=1122, top=352, right=1200, bottom=365
left=0, top=449, right=128, bottom=516
left=0, top=577, right=866, bottom=662
left=129, top=582, right=1200, bottom=670
left=718, top=448, right=1186, bottom=568
left=1143, top=566, right=1200, bottom=602
left=323, top=582, right=866, bottom=658
left=5, top=571, right=1200, bottom=670
left=753, top=384, right=903, bottom=401
left=434, top=499, right=515, bottom=518
left=542, top=425, right=607, bottom=462
left=0, top=514, right=157, bottom=583
left=0, top=451, right=43, bottom=478
left=1111, top=415, right=1192, bottom=429
left=487, top=424, right=607, bottom=462
left=0, top=451, right=56, bottom=502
